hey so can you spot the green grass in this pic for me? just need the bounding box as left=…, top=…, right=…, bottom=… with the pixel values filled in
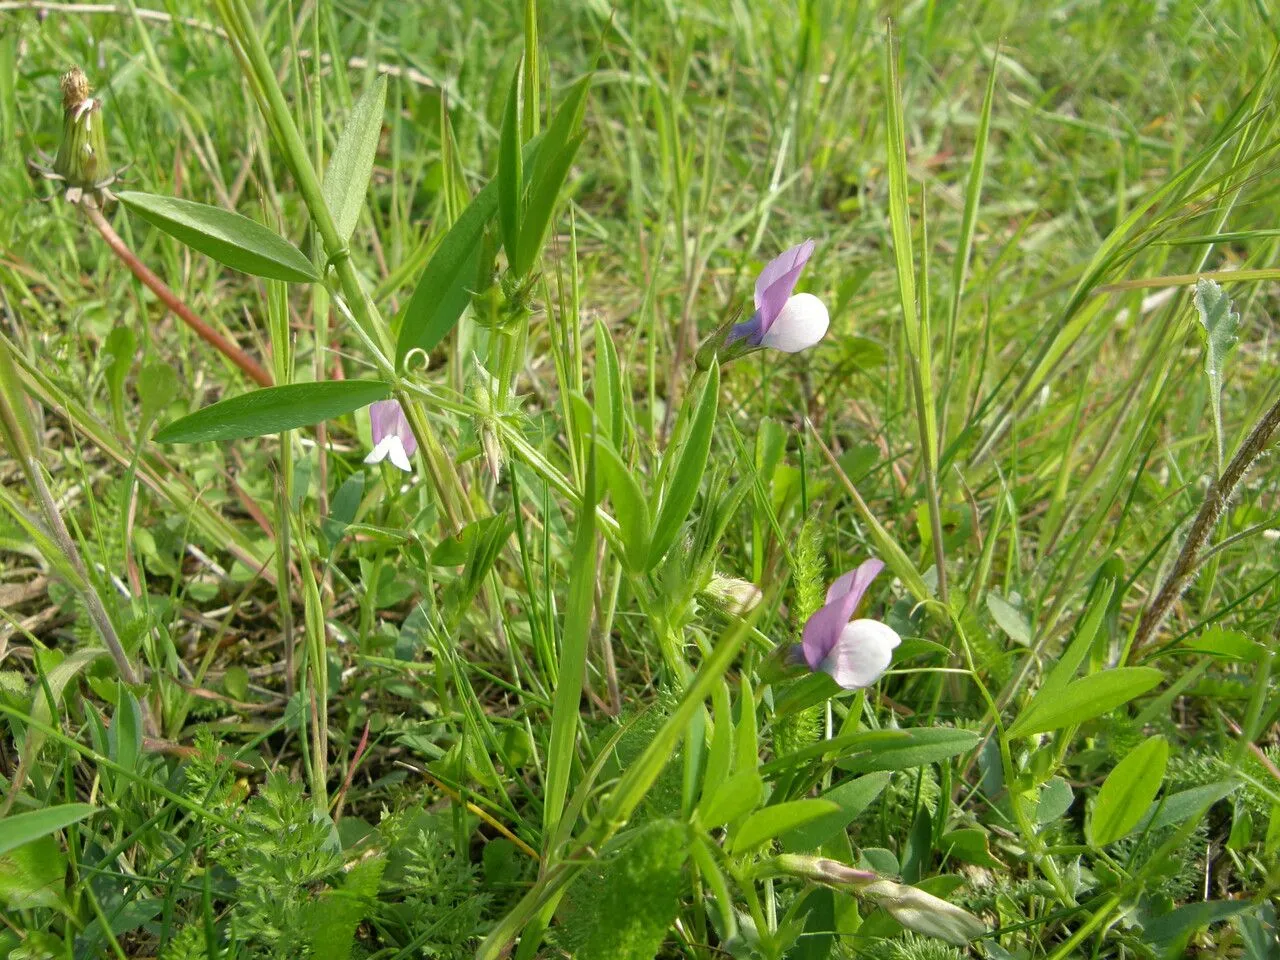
left=2, top=1, right=1279, bottom=958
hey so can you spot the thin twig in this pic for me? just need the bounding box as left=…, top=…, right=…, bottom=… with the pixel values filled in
left=1130, top=391, right=1280, bottom=657
left=83, top=202, right=274, bottom=387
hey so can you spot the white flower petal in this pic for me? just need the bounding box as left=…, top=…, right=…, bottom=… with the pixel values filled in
left=385, top=436, right=413, bottom=473
left=821, top=619, right=901, bottom=689
left=364, top=436, right=395, bottom=465
left=759, top=293, right=829, bottom=353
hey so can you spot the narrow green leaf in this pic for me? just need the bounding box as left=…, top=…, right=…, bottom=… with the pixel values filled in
left=597, top=439, right=649, bottom=573
left=647, top=361, right=718, bottom=569
left=323, top=74, right=388, bottom=244
left=592, top=318, right=624, bottom=444
left=0, top=804, right=95, bottom=856
left=1007, top=666, right=1163, bottom=738
left=498, top=63, right=524, bottom=265
left=155, top=381, right=392, bottom=443
left=396, top=182, right=497, bottom=365
left=1194, top=278, right=1242, bottom=469
left=696, top=768, right=763, bottom=828
left=1133, top=780, right=1238, bottom=837
left=1042, top=580, right=1114, bottom=696
left=1088, top=736, right=1169, bottom=845
left=838, top=727, right=980, bottom=774
left=730, top=799, right=841, bottom=855
left=543, top=450, right=599, bottom=845
left=514, top=131, right=585, bottom=277
left=117, top=191, right=318, bottom=283
left=111, top=683, right=142, bottom=775
left=530, top=75, right=590, bottom=200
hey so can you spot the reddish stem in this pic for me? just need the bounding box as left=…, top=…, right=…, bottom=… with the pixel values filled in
left=84, top=202, right=274, bottom=388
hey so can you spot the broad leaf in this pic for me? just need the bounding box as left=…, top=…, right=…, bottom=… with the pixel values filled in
left=323, top=75, right=388, bottom=244
left=986, top=591, right=1031, bottom=646
left=118, top=192, right=318, bottom=283
left=1088, top=735, right=1168, bottom=846
left=1007, top=666, right=1163, bottom=738
left=306, top=855, right=387, bottom=960
left=155, top=381, right=392, bottom=443
left=557, top=820, right=688, bottom=960
left=1036, top=776, right=1075, bottom=824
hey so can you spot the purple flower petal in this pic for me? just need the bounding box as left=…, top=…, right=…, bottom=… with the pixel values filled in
left=755, top=240, right=815, bottom=332
left=726, top=311, right=764, bottom=347
left=368, top=400, right=417, bottom=458
left=826, top=558, right=885, bottom=606
left=800, top=558, right=885, bottom=670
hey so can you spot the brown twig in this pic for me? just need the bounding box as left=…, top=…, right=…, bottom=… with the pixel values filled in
left=82, top=202, right=274, bottom=388
left=1130, top=391, right=1280, bottom=658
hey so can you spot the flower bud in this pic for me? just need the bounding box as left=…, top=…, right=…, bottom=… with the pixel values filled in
left=53, top=68, right=112, bottom=202
left=704, top=574, right=763, bottom=615
left=859, top=879, right=986, bottom=946
left=769, top=854, right=985, bottom=947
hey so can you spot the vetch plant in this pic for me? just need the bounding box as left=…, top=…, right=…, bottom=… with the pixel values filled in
left=796, top=558, right=902, bottom=689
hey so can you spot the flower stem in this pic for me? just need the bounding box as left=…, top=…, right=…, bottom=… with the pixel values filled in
left=83, top=202, right=273, bottom=388
left=1129, top=390, right=1280, bottom=658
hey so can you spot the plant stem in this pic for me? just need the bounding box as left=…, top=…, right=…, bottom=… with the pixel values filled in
left=0, top=348, right=154, bottom=735
left=1129, top=390, right=1280, bottom=657
left=83, top=201, right=273, bottom=388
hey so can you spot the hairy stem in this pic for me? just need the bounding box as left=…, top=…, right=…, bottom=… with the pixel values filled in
left=83, top=202, right=273, bottom=388
left=1130, top=390, right=1280, bottom=657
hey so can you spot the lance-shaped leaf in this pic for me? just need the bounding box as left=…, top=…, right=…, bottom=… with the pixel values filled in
left=647, top=360, right=718, bottom=569
left=0, top=804, right=96, bottom=856
left=512, top=74, right=590, bottom=278
left=1194, top=278, right=1242, bottom=468
left=1088, top=735, right=1169, bottom=846
left=117, top=192, right=318, bottom=283
left=498, top=62, right=524, bottom=266
left=396, top=137, right=544, bottom=366
left=323, top=74, right=388, bottom=244
left=155, top=381, right=392, bottom=443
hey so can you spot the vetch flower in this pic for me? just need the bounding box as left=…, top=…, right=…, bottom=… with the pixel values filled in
left=769, top=855, right=986, bottom=947
left=364, top=400, right=417, bottom=473
left=798, top=557, right=900, bottom=689
left=730, top=239, right=829, bottom=352
left=695, top=240, right=830, bottom=367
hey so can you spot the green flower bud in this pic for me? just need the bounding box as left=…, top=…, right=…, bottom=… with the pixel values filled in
left=53, top=68, right=111, bottom=195
left=768, top=854, right=986, bottom=947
